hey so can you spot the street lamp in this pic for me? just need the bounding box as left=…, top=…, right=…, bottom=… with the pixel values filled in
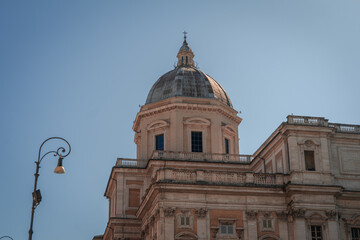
left=28, top=137, right=71, bottom=240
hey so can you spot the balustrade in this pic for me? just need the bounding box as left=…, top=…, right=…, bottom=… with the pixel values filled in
left=116, top=158, right=148, bottom=168
left=151, top=151, right=252, bottom=163
left=287, top=115, right=360, bottom=133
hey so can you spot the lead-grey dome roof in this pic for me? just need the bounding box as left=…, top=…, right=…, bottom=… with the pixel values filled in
left=145, top=66, right=232, bottom=107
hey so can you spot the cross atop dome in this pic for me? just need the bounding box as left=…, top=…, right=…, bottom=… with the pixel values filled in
left=183, top=31, right=187, bottom=41
left=177, top=31, right=195, bottom=67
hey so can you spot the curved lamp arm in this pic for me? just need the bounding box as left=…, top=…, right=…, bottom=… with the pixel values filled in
left=38, top=137, right=71, bottom=163
left=0, top=236, right=14, bottom=240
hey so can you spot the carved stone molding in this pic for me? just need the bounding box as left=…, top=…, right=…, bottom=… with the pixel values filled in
left=210, top=227, right=219, bottom=238
left=261, top=211, right=271, bottom=218
left=326, top=210, right=337, bottom=220
left=245, top=210, right=258, bottom=220
left=164, top=207, right=176, bottom=217
left=154, top=208, right=160, bottom=220
left=289, top=208, right=306, bottom=218
left=276, top=211, right=288, bottom=220
left=236, top=228, right=244, bottom=239
left=150, top=215, right=155, bottom=224
left=195, top=208, right=208, bottom=218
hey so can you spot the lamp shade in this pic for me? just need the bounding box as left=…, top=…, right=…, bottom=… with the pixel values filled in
left=54, top=157, right=65, bottom=174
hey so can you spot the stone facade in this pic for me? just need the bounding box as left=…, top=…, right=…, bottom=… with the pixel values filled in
left=95, top=39, right=360, bottom=240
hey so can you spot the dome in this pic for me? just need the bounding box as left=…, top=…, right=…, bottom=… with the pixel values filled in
left=145, top=66, right=232, bottom=107
left=145, top=35, right=232, bottom=107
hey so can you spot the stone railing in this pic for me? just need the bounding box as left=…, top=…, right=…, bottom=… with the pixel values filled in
left=287, top=115, right=329, bottom=126
left=116, top=158, right=148, bottom=168
left=151, top=151, right=253, bottom=163
left=328, top=123, right=360, bottom=133
left=154, top=168, right=285, bottom=186
left=253, top=173, right=276, bottom=185
left=287, top=115, right=360, bottom=133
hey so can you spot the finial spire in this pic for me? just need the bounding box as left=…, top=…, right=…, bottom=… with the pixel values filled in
left=183, top=31, right=187, bottom=42
left=177, top=32, right=194, bottom=67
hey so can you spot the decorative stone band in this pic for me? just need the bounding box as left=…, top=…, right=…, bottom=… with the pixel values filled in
left=152, top=168, right=285, bottom=186
left=134, top=102, right=241, bottom=130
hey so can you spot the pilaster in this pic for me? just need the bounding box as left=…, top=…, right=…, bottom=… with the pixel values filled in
left=196, top=208, right=208, bottom=240
left=163, top=207, right=175, bottom=240
left=245, top=210, right=258, bottom=240
left=326, top=210, right=339, bottom=240
left=116, top=174, right=124, bottom=216
left=277, top=211, right=289, bottom=240
left=287, top=135, right=299, bottom=171
left=289, top=208, right=306, bottom=240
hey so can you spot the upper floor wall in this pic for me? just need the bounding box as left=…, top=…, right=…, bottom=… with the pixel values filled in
left=133, top=97, right=242, bottom=160
left=251, top=115, right=360, bottom=190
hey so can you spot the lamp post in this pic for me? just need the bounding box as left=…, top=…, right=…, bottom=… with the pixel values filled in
left=28, top=137, right=71, bottom=240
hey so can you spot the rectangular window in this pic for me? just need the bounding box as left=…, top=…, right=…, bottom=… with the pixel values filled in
left=191, top=131, right=203, bottom=152
left=180, top=216, right=190, bottom=226
left=352, top=228, right=360, bottom=240
left=220, top=224, right=234, bottom=235
left=263, top=219, right=272, bottom=228
left=155, top=134, right=164, bottom=151
left=225, top=138, right=229, bottom=154
left=305, top=150, right=315, bottom=171
left=311, top=225, right=322, bottom=240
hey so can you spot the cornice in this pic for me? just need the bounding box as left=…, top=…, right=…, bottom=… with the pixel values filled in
left=133, top=102, right=241, bottom=131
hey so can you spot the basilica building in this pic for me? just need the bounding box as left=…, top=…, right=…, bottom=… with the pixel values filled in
left=94, top=36, right=360, bottom=240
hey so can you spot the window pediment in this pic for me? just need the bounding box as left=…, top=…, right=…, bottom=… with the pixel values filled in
left=222, top=124, right=236, bottom=134
left=175, top=231, right=198, bottom=240
left=305, top=212, right=327, bottom=224
left=147, top=120, right=169, bottom=130
left=298, top=139, right=320, bottom=147
left=348, top=214, right=360, bottom=225
left=259, top=234, right=280, bottom=240
left=184, top=117, right=211, bottom=126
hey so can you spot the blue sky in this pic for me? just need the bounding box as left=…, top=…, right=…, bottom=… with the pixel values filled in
left=1, top=1, right=359, bottom=239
